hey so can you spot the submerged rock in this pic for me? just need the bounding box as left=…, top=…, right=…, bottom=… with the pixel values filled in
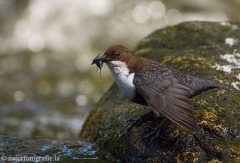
left=80, top=21, right=240, bottom=162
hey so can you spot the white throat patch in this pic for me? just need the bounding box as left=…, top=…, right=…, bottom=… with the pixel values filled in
left=106, top=61, right=135, bottom=100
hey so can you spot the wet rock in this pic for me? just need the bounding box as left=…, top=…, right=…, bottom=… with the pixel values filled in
left=0, top=134, right=116, bottom=162
left=80, top=21, right=240, bottom=162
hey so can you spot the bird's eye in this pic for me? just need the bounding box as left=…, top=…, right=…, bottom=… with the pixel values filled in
left=116, top=51, right=121, bottom=57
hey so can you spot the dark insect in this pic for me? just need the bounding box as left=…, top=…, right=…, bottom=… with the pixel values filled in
left=92, top=53, right=104, bottom=82
left=92, top=53, right=103, bottom=70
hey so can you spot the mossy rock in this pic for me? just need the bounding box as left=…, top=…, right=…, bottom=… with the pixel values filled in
left=80, top=21, right=240, bottom=163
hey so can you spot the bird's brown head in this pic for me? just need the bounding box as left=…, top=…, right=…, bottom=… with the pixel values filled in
left=92, top=45, right=135, bottom=69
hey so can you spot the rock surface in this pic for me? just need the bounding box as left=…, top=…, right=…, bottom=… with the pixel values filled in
left=80, top=21, right=240, bottom=163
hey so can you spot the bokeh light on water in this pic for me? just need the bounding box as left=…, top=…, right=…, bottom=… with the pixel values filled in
left=0, top=0, right=239, bottom=140
left=14, top=91, right=25, bottom=102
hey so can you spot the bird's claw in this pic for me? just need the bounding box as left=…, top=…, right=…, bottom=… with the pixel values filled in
left=143, top=127, right=161, bottom=142
left=126, top=119, right=141, bottom=132
left=126, top=112, right=155, bottom=132
left=142, top=119, right=167, bottom=141
left=126, top=119, right=136, bottom=123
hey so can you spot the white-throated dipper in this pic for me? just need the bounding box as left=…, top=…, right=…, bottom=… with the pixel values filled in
left=92, top=45, right=226, bottom=139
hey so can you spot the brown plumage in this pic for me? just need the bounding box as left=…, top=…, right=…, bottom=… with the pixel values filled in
left=92, top=45, right=226, bottom=134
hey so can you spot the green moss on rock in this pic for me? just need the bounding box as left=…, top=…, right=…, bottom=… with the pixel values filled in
left=80, top=21, right=240, bottom=163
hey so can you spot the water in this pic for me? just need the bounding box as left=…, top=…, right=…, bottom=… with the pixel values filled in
left=0, top=134, right=118, bottom=163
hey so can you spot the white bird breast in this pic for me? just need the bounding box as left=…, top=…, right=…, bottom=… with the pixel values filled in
left=106, top=61, right=136, bottom=100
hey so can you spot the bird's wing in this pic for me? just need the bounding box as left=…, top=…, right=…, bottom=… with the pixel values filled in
left=133, top=72, right=198, bottom=132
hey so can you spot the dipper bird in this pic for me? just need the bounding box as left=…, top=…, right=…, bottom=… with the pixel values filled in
left=92, top=45, right=226, bottom=139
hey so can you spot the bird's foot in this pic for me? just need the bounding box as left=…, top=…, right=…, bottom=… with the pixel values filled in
left=143, top=119, right=167, bottom=142
left=126, top=112, right=155, bottom=132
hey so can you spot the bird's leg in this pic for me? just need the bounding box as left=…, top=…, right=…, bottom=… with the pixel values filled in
left=143, top=119, right=167, bottom=141
left=126, top=112, right=155, bottom=132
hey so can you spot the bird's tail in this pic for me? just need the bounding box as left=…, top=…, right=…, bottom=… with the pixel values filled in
left=190, top=79, right=227, bottom=97
left=206, top=80, right=228, bottom=88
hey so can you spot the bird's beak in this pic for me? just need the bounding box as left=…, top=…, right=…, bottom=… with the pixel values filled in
left=92, top=54, right=106, bottom=69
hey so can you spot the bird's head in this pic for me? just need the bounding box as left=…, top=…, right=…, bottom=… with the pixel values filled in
left=92, top=45, right=134, bottom=69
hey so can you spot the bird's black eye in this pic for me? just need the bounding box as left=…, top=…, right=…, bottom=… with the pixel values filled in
left=116, top=51, right=121, bottom=57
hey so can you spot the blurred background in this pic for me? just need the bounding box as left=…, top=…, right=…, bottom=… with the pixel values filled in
left=0, top=0, right=239, bottom=140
